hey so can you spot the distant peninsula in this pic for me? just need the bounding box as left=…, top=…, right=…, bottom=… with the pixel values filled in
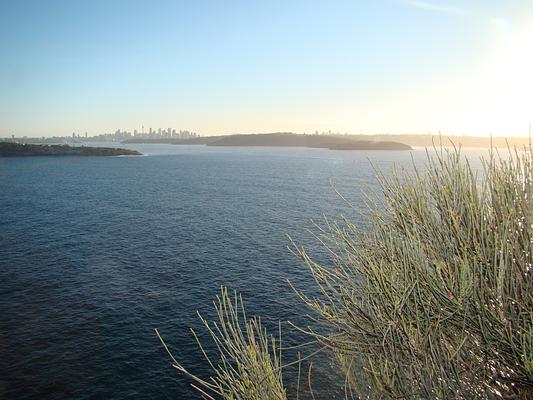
left=123, top=133, right=412, bottom=150
left=0, top=142, right=142, bottom=157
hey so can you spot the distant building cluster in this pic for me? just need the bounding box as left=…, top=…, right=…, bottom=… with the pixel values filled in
left=75, top=127, right=200, bottom=141
left=134, top=127, right=199, bottom=139
left=307, top=130, right=348, bottom=136
left=4, top=127, right=200, bottom=144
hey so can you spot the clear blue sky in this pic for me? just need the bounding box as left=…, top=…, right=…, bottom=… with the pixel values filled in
left=1, top=0, right=532, bottom=137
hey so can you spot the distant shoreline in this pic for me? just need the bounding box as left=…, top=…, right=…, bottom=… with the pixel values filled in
left=123, top=133, right=412, bottom=150
left=4, top=132, right=530, bottom=150
left=0, top=142, right=142, bottom=157
left=122, top=132, right=531, bottom=149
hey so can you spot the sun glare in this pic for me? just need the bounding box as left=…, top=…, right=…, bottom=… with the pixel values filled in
left=479, top=25, right=533, bottom=135
left=447, top=23, right=533, bottom=137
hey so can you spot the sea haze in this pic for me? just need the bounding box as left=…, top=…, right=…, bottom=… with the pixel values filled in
left=0, top=145, right=487, bottom=399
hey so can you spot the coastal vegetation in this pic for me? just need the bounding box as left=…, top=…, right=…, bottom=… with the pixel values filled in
left=159, top=147, right=533, bottom=399
left=0, top=142, right=142, bottom=157
left=123, top=132, right=532, bottom=149
left=124, top=132, right=412, bottom=150
left=205, top=133, right=411, bottom=150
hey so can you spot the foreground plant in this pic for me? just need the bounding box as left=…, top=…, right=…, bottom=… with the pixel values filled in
left=161, top=147, right=533, bottom=399
left=157, top=287, right=286, bottom=400
left=293, top=147, right=532, bottom=399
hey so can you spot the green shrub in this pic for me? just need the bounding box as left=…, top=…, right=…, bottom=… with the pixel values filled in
left=157, top=287, right=286, bottom=400
left=159, top=147, right=533, bottom=399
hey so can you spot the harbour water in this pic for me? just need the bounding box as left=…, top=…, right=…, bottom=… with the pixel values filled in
left=0, top=144, right=487, bottom=399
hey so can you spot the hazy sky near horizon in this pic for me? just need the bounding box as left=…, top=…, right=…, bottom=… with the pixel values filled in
left=1, top=0, right=532, bottom=137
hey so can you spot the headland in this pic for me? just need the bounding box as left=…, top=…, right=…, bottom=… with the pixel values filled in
left=0, top=142, right=142, bottom=157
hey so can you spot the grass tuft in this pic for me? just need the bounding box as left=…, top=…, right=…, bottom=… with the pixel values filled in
left=157, top=287, right=287, bottom=400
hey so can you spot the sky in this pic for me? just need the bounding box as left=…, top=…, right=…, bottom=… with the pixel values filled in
left=1, top=0, right=532, bottom=137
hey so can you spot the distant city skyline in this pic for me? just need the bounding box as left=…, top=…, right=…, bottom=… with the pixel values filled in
left=2, top=127, right=200, bottom=141
left=1, top=0, right=532, bottom=137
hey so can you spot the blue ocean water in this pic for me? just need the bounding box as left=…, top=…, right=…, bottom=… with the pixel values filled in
left=0, top=145, right=487, bottom=399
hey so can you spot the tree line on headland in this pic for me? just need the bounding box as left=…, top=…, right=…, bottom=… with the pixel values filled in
left=124, top=132, right=412, bottom=150
left=124, top=132, right=531, bottom=149
left=0, top=142, right=141, bottom=157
